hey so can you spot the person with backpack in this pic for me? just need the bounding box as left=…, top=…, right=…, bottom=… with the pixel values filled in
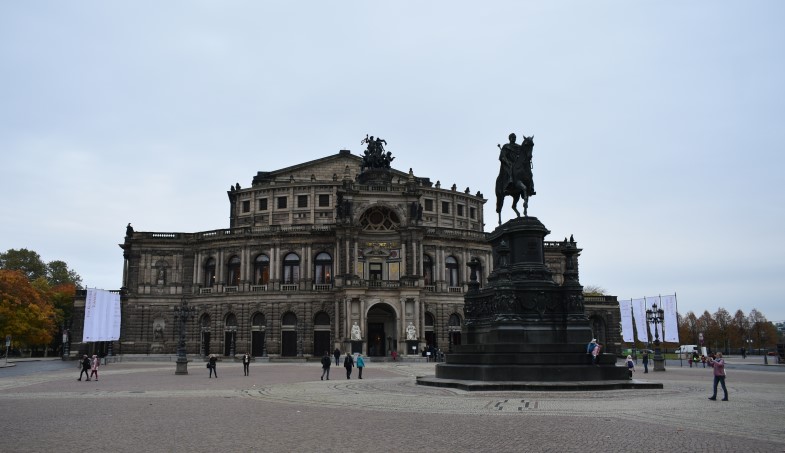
left=625, top=355, right=635, bottom=379
left=320, top=351, right=331, bottom=380
left=89, top=355, right=100, bottom=381
left=356, top=353, right=365, bottom=379
left=592, top=343, right=601, bottom=365
left=343, top=352, right=354, bottom=379
left=77, top=354, right=91, bottom=381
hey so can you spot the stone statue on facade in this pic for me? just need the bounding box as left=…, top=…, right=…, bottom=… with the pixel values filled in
left=406, top=322, right=417, bottom=340
left=351, top=322, right=362, bottom=340
left=495, top=133, right=535, bottom=224
left=360, top=134, right=394, bottom=171
left=126, top=223, right=134, bottom=237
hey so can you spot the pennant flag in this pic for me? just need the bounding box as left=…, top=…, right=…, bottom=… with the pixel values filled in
left=83, top=288, right=121, bottom=342
left=661, top=294, right=680, bottom=343
left=620, top=299, right=634, bottom=342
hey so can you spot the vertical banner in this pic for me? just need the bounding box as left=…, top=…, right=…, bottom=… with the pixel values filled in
left=619, top=299, right=634, bottom=342
left=661, top=294, right=680, bottom=343
left=645, top=296, right=662, bottom=342
left=633, top=298, right=649, bottom=343
left=83, top=288, right=121, bottom=342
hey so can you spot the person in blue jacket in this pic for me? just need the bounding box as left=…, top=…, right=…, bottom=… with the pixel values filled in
left=356, top=353, right=365, bottom=379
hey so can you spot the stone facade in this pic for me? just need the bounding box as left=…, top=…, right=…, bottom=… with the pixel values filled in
left=70, top=149, right=617, bottom=358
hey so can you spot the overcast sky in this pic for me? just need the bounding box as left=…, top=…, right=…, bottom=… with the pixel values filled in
left=2, top=2, right=783, bottom=322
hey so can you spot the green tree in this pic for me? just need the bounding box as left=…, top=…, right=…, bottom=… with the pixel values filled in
left=46, top=260, right=83, bottom=289
left=0, top=248, right=48, bottom=281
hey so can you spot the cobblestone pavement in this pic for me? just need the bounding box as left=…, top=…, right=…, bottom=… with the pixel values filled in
left=1, top=360, right=783, bottom=452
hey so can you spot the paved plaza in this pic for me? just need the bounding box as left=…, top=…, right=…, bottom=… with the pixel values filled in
left=1, top=358, right=783, bottom=452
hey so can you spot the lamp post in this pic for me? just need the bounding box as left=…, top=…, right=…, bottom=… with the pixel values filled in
left=173, top=298, right=196, bottom=375
left=646, top=302, right=666, bottom=371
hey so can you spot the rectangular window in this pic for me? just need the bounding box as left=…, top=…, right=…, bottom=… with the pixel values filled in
left=277, top=196, right=287, bottom=209
left=442, top=201, right=450, bottom=214
left=470, top=207, right=476, bottom=219
left=259, top=198, right=268, bottom=211
left=457, top=204, right=464, bottom=216
left=242, top=200, right=250, bottom=213
left=424, top=199, right=433, bottom=211
left=318, top=194, right=330, bottom=207
left=297, top=195, right=308, bottom=208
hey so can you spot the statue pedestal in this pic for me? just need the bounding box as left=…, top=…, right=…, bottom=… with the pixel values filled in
left=175, top=357, right=189, bottom=375
left=350, top=340, right=363, bottom=354
left=406, top=340, right=419, bottom=356
left=150, top=342, right=164, bottom=354
left=420, top=217, right=657, bottom=390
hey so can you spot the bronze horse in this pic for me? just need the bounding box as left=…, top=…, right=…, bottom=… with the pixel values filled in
left=495, top=135, right=534, bottom=225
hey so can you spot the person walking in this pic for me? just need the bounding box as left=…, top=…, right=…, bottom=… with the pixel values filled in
left=625, top=355, right=635, bottom=379
left=333, top=348, right=341, bottom=366
left=343, top=352, right=354, bottom=379
left=208, top=354, right=218, bottom=378
left=356, top=353, right=365, bottom=379
left=707, top=352, right=728, bottom=401
left=242, top=352, right=251, bottom=376
left=320, top=351, right=331, bottom=380
left=642, top=351, right=649, bottom=373
left=89, top=355, right=100, bottom=381
left=78, top=354, right=91, bottom=381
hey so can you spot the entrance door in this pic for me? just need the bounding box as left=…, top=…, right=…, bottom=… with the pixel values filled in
left=251, top=330, right=265, bottom=357
left=313, top=331, right=331, bottom=356
left=201, top=331, right=211, bottom=356
left=367, top=322, right=386, bottom=357
left=224, top=331, right=232, bottom=356
left=281, top=330, right=297, bottom=356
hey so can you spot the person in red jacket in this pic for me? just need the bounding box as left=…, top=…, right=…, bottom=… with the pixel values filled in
left=707, top=352, right=728, bottom=401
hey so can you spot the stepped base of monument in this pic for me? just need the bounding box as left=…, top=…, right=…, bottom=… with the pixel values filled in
left=416, top=376, right=663, bottom=391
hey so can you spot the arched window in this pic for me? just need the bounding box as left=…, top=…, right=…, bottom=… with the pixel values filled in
left=204, top=258, right=216, bottom=287
left=446, top=256, right=459, bottom=287
left=423, top=254, right=433, bottom=286
left=283, top=253, right=300, bottom=284
left=448, top=313, right=462, bottom=327
left=359, top=206, right=401, bottom=231
left=225, top=313, right=238, bottom=328
left=254, top=254, right=270, bottom=285
left=314, top=252, right=332, bottom=284
left=314, top=312, right=330, bottom=326
left=227, top=256, right=241, bottom=286
left=282, top=312, right=298, bottom=326
left=252, top=313, right=266, bottom=327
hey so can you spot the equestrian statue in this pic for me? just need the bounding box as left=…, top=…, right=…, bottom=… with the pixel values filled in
left=495, top=133, right=535, bottom=225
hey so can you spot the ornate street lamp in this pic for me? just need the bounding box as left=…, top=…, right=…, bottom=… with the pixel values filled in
left=646, top=302, right=666, bottom=372
left=173, top=298, right=196, bottom=375
left=228, top=325, right=237, bottom=357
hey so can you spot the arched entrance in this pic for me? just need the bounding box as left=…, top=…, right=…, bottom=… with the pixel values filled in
left=281, top=312, right=298, bottom=357
left=251, top=313, right=266, bottom=357
left=224, top=313, right=238, bottom=356
left=313, top=312, right=331, bottom=356
left=366, top=303, right=396, bottom=357
left=424, top=312, right=436, bottom=349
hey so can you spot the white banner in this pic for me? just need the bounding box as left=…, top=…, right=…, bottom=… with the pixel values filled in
left=83, top=288, right=121, bottom=342
left=620, top=299, right=634, bottom=342
left=661, top=294, right=680, bottom=343
left=633, top=298, right=649, bottom=343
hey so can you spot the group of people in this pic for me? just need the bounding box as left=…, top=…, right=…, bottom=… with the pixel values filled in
left=322, top=349, right=365, bottom=380
left=77, top=354, right=100, bottom=381
left=205, top=352, right=252, bottom=378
